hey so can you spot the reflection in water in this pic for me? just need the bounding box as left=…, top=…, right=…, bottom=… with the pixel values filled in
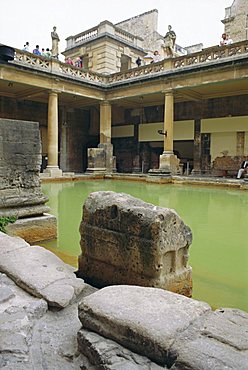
left=41, top=180, right=248, bottom=312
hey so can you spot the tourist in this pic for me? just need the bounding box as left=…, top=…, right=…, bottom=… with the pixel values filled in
left=45, top=48, right=52, bottom=58
left=220, top=33, right=233, bottom=46
left=135, top=57, right=142, bottom=67
left=33, top=45, right=41, bottom=56
left=151, top=50, right=162, bottom=63
left=41, top=48, right=46, bottom=57
left=22, top=42, right=29, bottom=52
left=65, top=57, right=74, bottom=65
left=237, top=160, right=248, bottom=179
left=75, top=57, right=83, bottom=68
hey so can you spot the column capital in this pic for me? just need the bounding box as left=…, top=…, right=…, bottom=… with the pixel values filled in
left=162, top=90, right=174, bottom=96
left=49, top=90, right=60, bottom=95
left=100, top=100, right=111, bottom=106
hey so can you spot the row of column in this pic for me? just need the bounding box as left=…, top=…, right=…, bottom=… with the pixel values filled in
left=44, top=90, right=178, bottom=176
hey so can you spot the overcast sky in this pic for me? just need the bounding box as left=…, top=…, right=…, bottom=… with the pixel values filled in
left=1, top=0, right=232, bottom=58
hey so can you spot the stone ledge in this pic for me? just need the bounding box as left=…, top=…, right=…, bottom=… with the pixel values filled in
left=6, top=213, right=57, bottom=244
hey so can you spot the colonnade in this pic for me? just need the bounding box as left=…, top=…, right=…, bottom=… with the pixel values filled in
left=43, top=90, right=181, bottom=176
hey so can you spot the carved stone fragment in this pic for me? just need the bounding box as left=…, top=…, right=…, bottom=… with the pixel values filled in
left=78, top=191, right=193, bottom=296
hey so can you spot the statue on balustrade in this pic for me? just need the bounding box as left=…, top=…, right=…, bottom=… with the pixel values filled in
left=51, top=26, right=60, bottom=59
left=164, top=25, right=176, bottom=57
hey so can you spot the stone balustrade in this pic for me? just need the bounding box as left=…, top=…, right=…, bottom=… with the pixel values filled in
left=173, top=40, right=248, bottom=68
left=65, top=21, right=143, bottom=50
left=11, top=40, right=248, bottom=87
left=14, top=49, right=51, bottom=70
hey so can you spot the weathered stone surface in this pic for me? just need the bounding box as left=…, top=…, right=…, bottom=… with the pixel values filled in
left=0, top=273, right=48, bottom=365
left=169, top=308, right=248, bottom=370
left=0, top=119, right=50, bottom=219
left=78, top=191, right=193, bottom=296
left=0, top=233, right=85, bottom=308
left=0, top=271, right=96, bottom=369
left=78, top=285, right=210, bottom=365
left=0, top=119, right=57, bottom=244
left=78, top=328, right=167, bottom=369
left=0, top=287, right=15, bottom=303
left=6, top=213, right=57, bottom=243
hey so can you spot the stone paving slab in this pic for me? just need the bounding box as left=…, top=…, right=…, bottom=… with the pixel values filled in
left=78, top=285, right=211, bottom=366
left=169, top=308, right=248, bottom=370
left=0, top=232, right=85, bottom=308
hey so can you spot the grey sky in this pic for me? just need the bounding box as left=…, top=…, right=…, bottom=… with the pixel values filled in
left=1, top=0, right=232, bottom=58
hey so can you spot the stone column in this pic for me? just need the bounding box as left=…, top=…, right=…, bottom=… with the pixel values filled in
left=44, top=91, right=62, bottom=177
left=100, top=101, right=111, bottom=144
left=132, top=120, right=141, bottom=173
left=99, top=101, right=116, bottom=173
left=154, top=91, right=179, bottom=176
left=163, top=91, right=174, bottom=153
left=191, top=119, right=202, bottom=175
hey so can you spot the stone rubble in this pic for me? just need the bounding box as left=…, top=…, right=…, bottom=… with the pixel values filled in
left=0, top=227, right=247, bottom=369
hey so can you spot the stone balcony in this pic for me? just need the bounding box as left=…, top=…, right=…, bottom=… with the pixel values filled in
left=9, top=39, right=248, bottom=87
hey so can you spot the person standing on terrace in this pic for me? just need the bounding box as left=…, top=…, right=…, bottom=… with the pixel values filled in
left=151, top=50, right=162, bottom=63
left=22, top=42, right=29, bottom=52
left=33, top=45, right=41, bottom=55
left=220, top=33, right=233, bottom=46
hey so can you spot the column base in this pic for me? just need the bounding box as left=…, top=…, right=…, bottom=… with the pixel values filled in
left=42, top=166, right=63, bottom=178
left=148, top=168, right=171, bottom=177
left=244, top=174, right=248, bottom=182
left=190, top=169, right=202, bottom=176
left=86, top=167, right=106, bottom=174
left=158, top=152, right=180, bottom=175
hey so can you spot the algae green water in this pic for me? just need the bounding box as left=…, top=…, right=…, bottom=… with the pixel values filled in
left=41, top=180, right=248, bottom=312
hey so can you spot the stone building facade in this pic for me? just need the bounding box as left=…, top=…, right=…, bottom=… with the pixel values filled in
left=222, top=0, right=248, bottom=41
left=62, top=9, right=188, bottom=74
left=0, top=5, right=248, bottom=177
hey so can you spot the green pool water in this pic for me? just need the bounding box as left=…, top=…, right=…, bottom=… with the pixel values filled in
left=41, top=180, right=248, bottom=312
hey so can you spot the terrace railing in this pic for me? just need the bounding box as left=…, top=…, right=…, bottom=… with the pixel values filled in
left=11, top=40, right=248, bottom=87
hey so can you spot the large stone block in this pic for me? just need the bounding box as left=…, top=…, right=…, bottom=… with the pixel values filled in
left=78, top=191, right=193, bottom=296
left=0, top=119, right=57, bottom=242
left=78, top=285, right=210, bottom=366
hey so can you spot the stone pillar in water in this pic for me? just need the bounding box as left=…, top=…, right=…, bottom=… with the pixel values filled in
left=78, top=191, right=193, bottom=297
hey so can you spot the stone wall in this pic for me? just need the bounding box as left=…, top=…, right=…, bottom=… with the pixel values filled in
left=222, top=0, right=248, bottom=42
left=116, top=9, right=162, bottom=52
left=78, top=191, right=193, bottom=296
left=212, top=155, right=247, bottom=177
